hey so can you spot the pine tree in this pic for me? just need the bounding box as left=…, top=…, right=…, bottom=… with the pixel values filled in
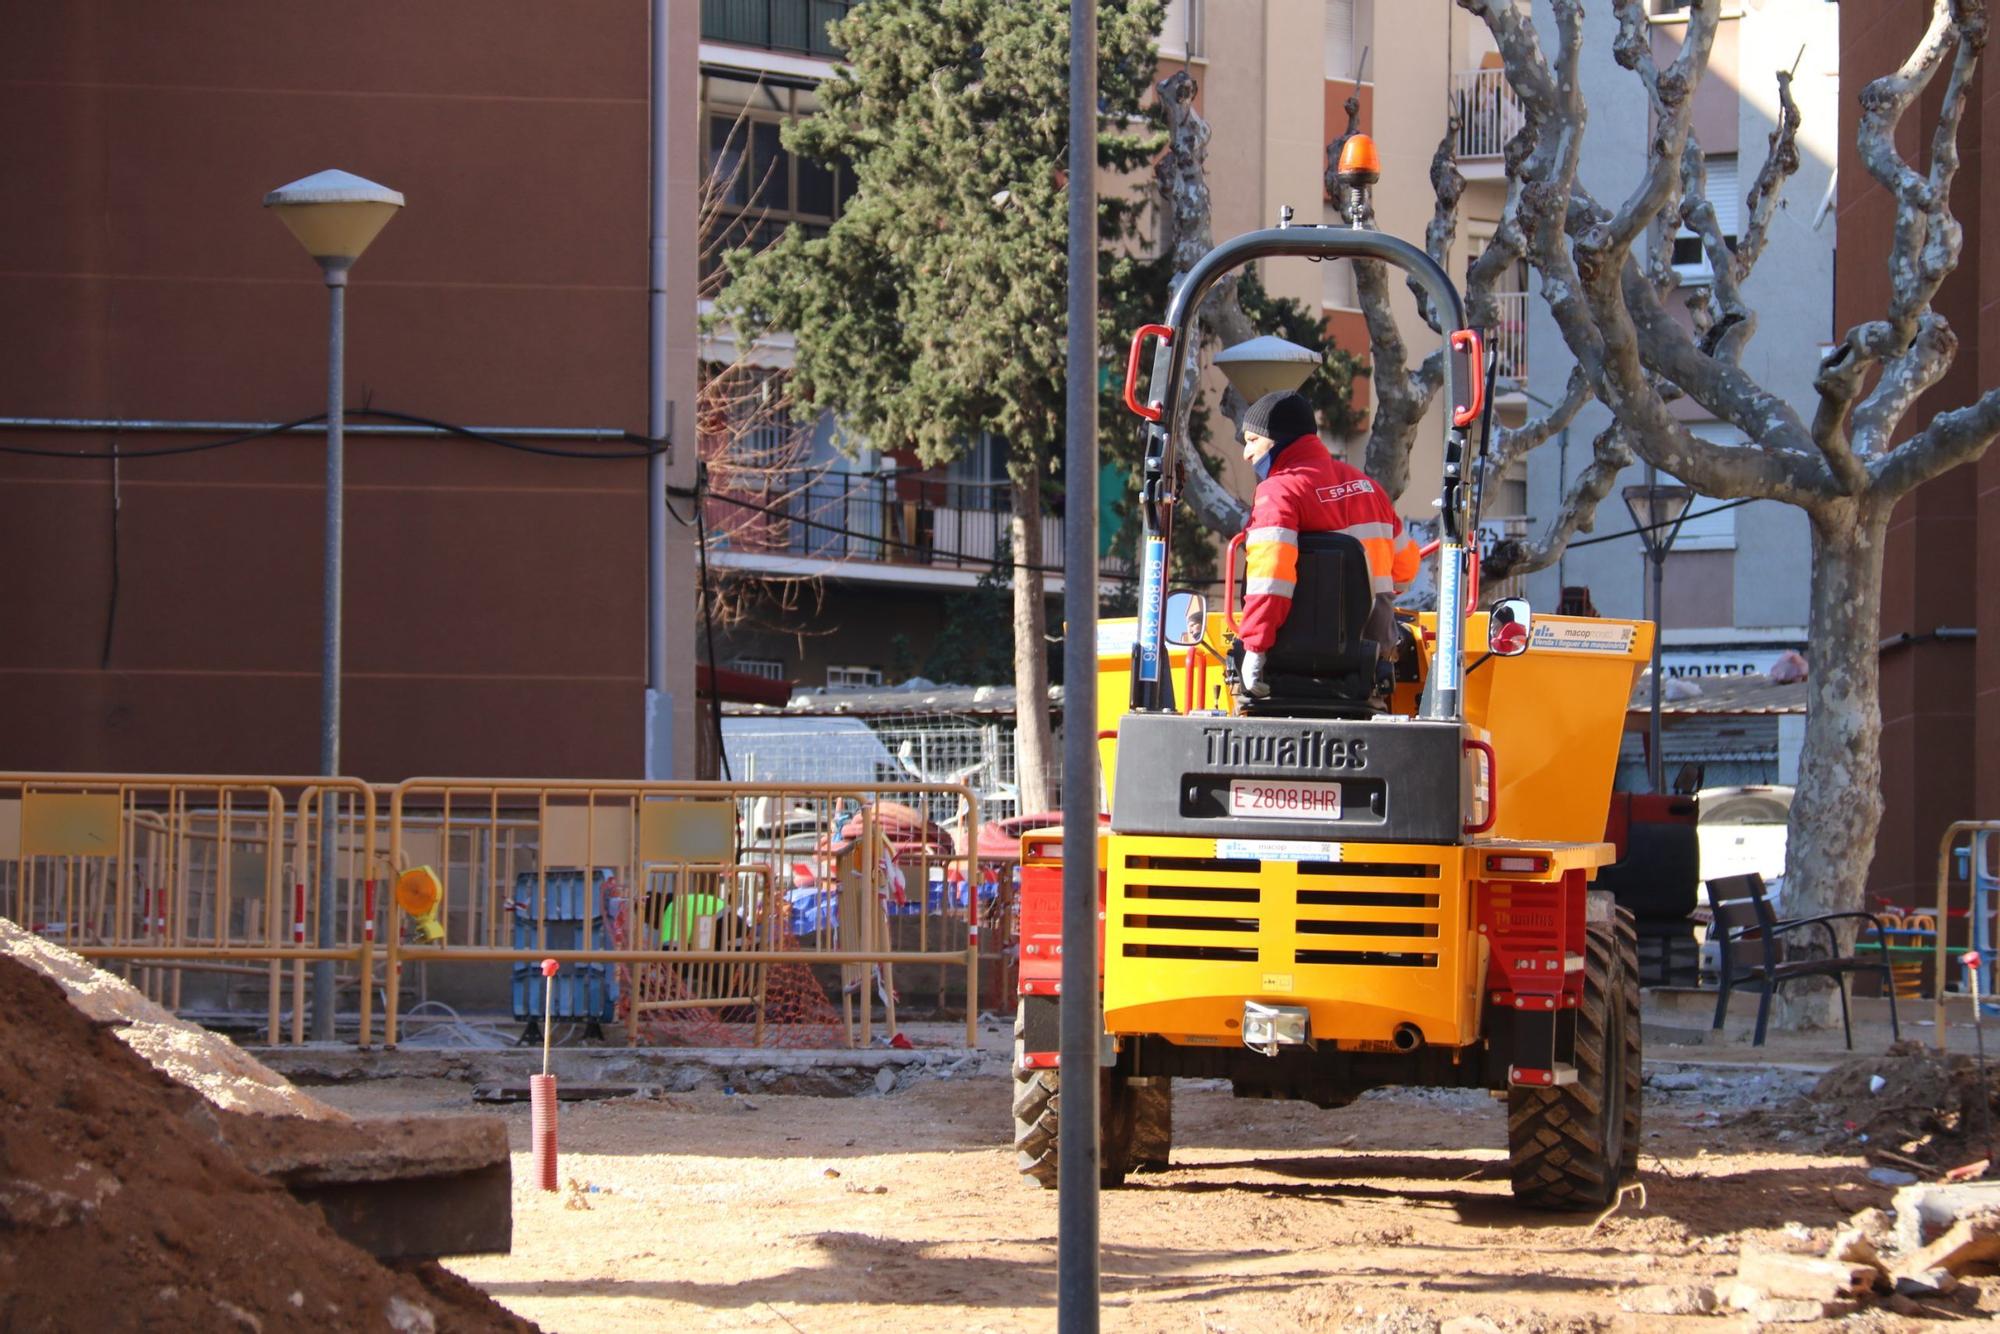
left=716, top=0, right=1162, bottom=811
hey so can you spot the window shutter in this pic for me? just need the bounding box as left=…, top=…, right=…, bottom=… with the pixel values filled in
left=1704, top=154, right=1740, bottom=239
left=1326, top=0, right=1357, bottom=81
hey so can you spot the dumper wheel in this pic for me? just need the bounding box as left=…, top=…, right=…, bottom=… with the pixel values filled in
left=1012, top=1003, right=1137, bottom=1188
left=1507, top=908, right=1643, bottom=1210
left=1130, top=1076, right=1173, bottom=1172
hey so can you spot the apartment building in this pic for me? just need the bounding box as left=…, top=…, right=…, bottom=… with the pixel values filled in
left=1522, top=1, right=1836, bottom=724
left=0, top=1, right=702, bottom=780
left=701, top=0, right=1525, bottom=686
left=1836, top=2, right=2000, bottom=908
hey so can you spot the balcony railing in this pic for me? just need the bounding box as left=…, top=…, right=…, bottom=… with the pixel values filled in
left=708, top=472, right=1071, bottom=578
left=1488, top=290, right=1528, bottom=383
left=1453, top=69, right=1523, bottom=160
left=701, top=0, right=856, bottom=58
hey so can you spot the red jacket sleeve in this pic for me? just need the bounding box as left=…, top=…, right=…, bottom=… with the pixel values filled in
left=1236, top=480, right=1300, bottom=654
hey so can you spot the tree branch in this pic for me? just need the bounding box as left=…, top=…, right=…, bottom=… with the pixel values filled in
left=1333, top=92, right=1449, bottom=501
left=1873, top=381, right=2000, bottom=495
left=1485, top=422, right=1636, bottom=581
left=1733, top=69, right=1802, bottom=283
left=1152, top=70, right=1255, bottom=536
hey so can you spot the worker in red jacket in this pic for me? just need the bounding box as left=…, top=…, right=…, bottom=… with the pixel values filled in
left=1237, top=390, right=1421, bottom=697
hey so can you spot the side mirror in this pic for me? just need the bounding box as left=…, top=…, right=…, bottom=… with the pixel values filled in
left=1164, top=590, right=1208, bottom=647
left=1487, top=598, right=1531, bottom=657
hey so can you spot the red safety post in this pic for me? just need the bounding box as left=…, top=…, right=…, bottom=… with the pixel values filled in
left=530, top=958, right=560, bottom=1191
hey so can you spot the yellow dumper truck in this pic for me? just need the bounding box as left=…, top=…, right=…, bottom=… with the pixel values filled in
left=1012, top=143, right=1653, bottom=1210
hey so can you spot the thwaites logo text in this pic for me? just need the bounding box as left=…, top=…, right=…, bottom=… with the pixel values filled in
left=1202, top=726, right=1368, bottom=771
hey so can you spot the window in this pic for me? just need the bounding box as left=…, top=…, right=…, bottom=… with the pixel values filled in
left=1650, top=0, right=1692, bottom=14
left=1666, top=445, right=1736, bottom=551
left=700, top=73, right=854, bottom=275
left=827, top=666, right=884, bottom=688
left=729, top=657, right=788, bottom=681
left=1326, top=0, right=1372, bottom=83
left=944, top=432, right=1010, bottom=511
left=1160, top=0, right=1205, bottom=59
left=700, top=0, right=856, bottom=58
left=1673, top=153, right=1738, bottom=280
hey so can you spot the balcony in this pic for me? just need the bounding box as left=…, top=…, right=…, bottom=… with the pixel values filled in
left=701, top=0, right=857, bottom=58
left=1452, top=68, right=1523, bottom=167
left=1488, top=290, right=1528, bottom=384
left=706, top=471, right=1073, bottom=586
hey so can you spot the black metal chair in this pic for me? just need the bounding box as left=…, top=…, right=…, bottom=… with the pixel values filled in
left=1705, top=872, right=1900, bottom=1048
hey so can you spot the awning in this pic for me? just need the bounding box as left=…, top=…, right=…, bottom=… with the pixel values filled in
left=696, top=664, right=792, bottom=708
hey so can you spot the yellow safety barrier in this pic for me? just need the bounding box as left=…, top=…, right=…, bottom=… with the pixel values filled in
left=1934, top=820, right=2000, bottom=1047
left=381, top=778, right=982, bottom=1049
left=0, top=773, right=378, bottom=1046
left=2, top=773, right=984, bottom=1051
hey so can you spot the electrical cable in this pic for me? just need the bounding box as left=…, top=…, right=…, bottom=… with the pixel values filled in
left=1561, top=496, right=1757, bottom=551
left=0, top=413, right=329, bottom=460
left=698, top=485, right=1204, bottom=587
left=349, top=408, right=666, bottom=460
left=0, top=409, right=665, bottom=461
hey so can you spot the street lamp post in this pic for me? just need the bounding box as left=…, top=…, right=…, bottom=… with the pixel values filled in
left=1622, top=470, right=1695, bottom=794
left=265, top=170, right=404, bottom=1042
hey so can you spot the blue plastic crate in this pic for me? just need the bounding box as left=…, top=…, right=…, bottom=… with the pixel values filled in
left=509, top=868, right=619, bottom=1022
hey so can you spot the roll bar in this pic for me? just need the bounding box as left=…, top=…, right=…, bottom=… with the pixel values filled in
left=1125, top=224, right=1485, bottom=723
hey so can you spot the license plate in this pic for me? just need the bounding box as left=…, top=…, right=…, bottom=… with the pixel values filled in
left=1227, top=779, right=1342, bottom=819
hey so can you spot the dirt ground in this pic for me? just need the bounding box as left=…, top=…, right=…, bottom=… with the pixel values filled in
left=313, top=1027, right=2000, bottom=1333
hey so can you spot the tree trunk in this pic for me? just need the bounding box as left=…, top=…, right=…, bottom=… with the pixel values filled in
left=1774, top=497, right=1891, bottom=1029
left=1010, top=468, right=1055, bottom=814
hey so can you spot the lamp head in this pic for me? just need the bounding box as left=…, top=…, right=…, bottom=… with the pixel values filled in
left=1621, top=482, right=1697, bottom=556
left=1213, top=335, right=1323, bottom=403
left=264, top=170, right=404, bottom=277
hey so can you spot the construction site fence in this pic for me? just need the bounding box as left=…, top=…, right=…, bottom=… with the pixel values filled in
left=0, top=773, right=380, bottom=1048
left=1, top=773, right=993, bottom=1051
left=1933, top=820, right=2000, bottom=1047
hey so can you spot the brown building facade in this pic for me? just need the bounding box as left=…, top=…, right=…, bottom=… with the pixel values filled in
left=1841, top=1, right=2000, bottom=904
left=0, top=1, right=701, bottom=780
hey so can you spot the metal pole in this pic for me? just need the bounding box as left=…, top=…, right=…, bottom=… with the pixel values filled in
left=1060, top=0, right=1101, bottom=1327
left=645, top=0, right=673, bottom=779
left=1643, top=460, right=1664, bottom=795
left=313, top=266, right=348, bottom=1041
left=1650, top=546, right=1665, bottom=793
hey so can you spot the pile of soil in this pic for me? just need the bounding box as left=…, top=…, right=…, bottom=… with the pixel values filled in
left=0, top=955, right=534, bottom=1332
left=0, top=917, right=346, bottom=1122
left=1763, top=1040, right=2000, bottom=1170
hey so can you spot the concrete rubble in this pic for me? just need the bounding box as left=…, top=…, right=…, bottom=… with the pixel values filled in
left=1708, top=1178, right=2000, bottom=1320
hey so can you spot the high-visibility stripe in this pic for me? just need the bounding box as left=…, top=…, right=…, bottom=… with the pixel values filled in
left=1370, top=573, right=1397, bottom=594
left=1336, top=521, right=1398, bottom=542
left=1246, top=576, right=1297, bottom=598
left=1246, top=525, right=1298, bottom=546
left=1246, top=541, right=1299, bottom=583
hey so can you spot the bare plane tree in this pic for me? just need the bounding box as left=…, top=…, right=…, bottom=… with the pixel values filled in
left=1456, top=0, right=1996, bottom=1022
left=1155, top=70, right=1612, bottom=580
left=697, top=103, right=838, bottom=641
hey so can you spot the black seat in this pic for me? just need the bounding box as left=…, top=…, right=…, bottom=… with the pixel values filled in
left=1237, top=531, right=1379, bottom=717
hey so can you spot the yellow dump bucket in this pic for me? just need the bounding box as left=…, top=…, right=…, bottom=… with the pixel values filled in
left=1455, top=612, right=1653, bottom=844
